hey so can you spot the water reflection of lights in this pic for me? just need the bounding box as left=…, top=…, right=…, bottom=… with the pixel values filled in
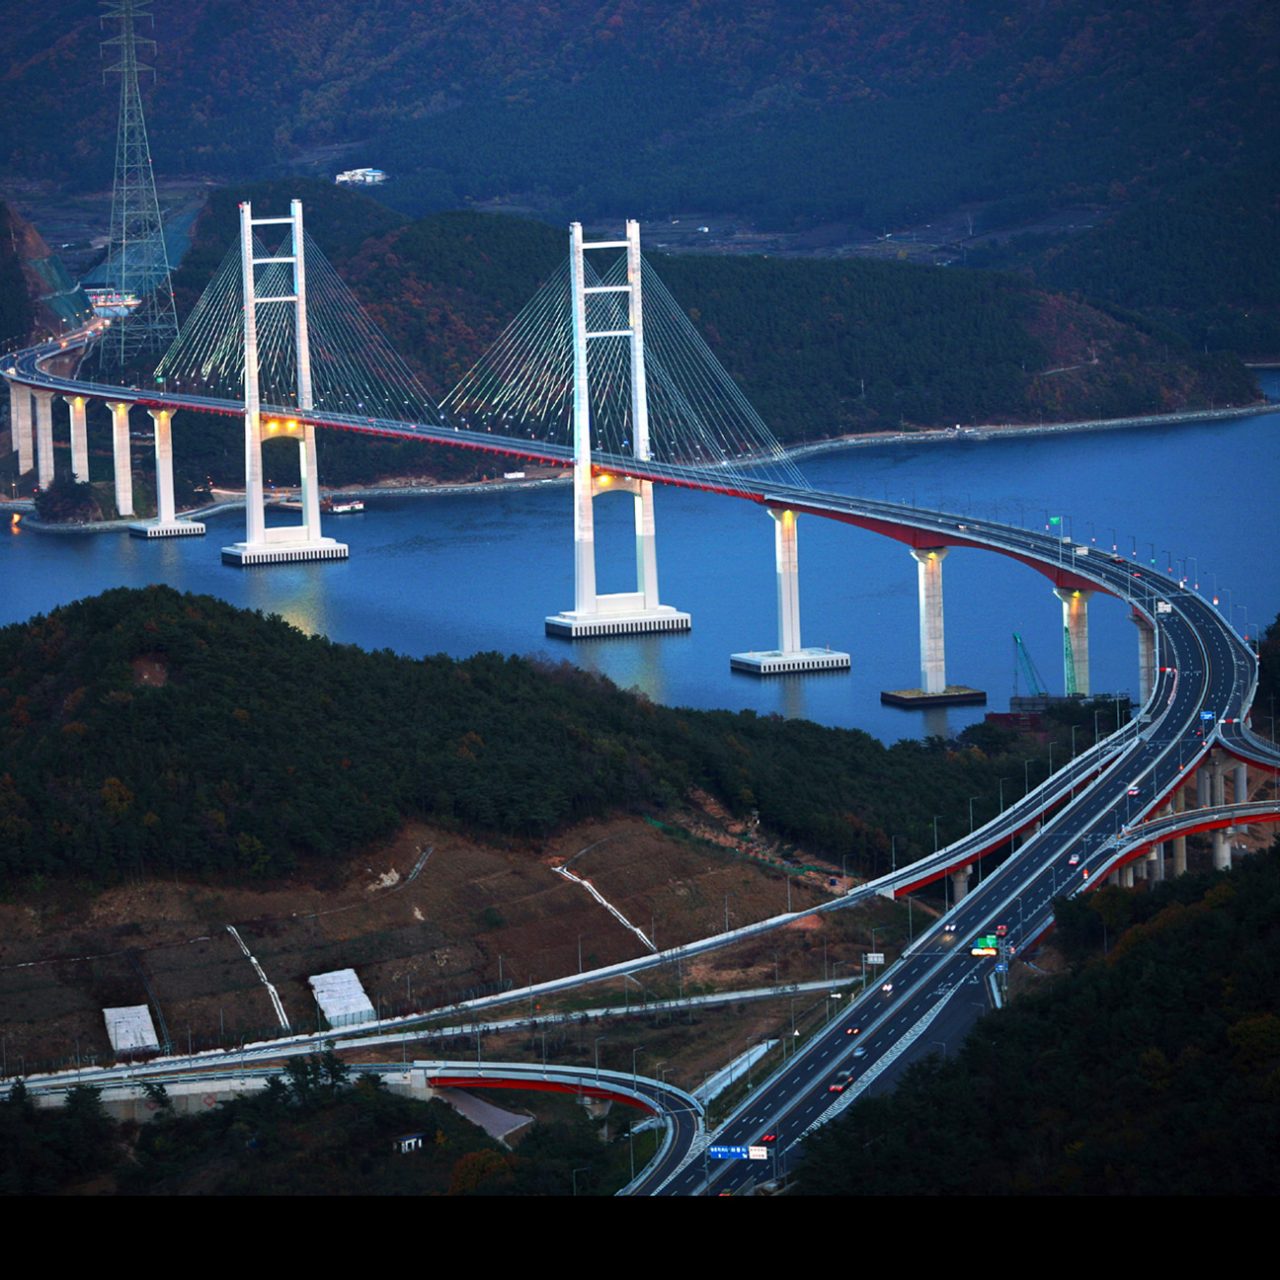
left=576, top=634, right=672, bottom=706
left=243, top=569, right=329, bottom=638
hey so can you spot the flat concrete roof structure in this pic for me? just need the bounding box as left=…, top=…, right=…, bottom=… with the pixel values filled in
left=103, top=1004, right=160, bottom=1055
left=308, top=968, right=376, bottom=1028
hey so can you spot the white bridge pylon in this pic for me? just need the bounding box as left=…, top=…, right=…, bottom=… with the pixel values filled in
left=222, top=199, right=347, bottom=567
left=546, top=221, right=690, bottom=638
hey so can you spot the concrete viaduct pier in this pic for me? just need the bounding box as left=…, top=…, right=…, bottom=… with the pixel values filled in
left=731, top=506, right=851, bottom=674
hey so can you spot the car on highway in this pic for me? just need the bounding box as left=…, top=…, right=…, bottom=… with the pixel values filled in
left=1068, top=853, right=1081, bottom=866
left=845, top=1025, right=860, bottom=1035
left=1128, top=783, right=1142, bottom=796
left=881, top=981, right=894, bottom=995
left=852, top=1045, right=867, bottom=1058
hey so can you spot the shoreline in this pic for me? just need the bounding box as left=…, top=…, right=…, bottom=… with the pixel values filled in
left=6, top=397, right=1274, bottom=532
left=780, top=398, right=1275, bottom=462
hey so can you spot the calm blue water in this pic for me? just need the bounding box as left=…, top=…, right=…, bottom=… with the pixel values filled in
left=3, top=391, right=1277, bottom=744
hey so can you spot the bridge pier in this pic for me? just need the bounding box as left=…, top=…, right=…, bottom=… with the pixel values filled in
left=8, top=381, right=33, bottom=474
left=1212, top=754, right=1226, bottom=809
left=107, top=401, right=135, bottom=517
left=32, top=388, right=55, bottom=490
left=1054, top=587, right=1092, bottom=695
left=1131, top=608, right=1156, bottom=705
left=916, top=547, right=948, bottom=692
left=1172, top=784, right=1188, bottom=877
left=1231, top=762, right=1249, bottom=841
left=130, top=408, right=204, bottom=538
left=1119, top=863, right=1135, bottom=888
left=880, top=546, right=982, bottom=707
left=1213, top=828, right=1231, bottom=871
left=730, top=508, right=850, bottom=674
left=950, top=865, right=971, bottom=903
left=1150, top=802, right=1170, bottom=882
left=1233, top=762, right=1248, bottom=805
left=1210, top=754, right=1231, bottom=869
left=222, top=199, right=346, bottom=567
left=62, top=394, right=90, bottom=484
left=547, top=221, right=687, bottom=637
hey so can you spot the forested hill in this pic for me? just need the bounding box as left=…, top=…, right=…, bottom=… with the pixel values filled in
left=970, top=161, right=1280, bottom=359
left=0, top=586, right=1022, bottom=885
left=795, top=845, right=1280, bottom=1196
left=0, top=203, right=33, bottom=350
left=163, top=188, right=1255, bottom=493
left=0, top=1, right=1272, bottom=239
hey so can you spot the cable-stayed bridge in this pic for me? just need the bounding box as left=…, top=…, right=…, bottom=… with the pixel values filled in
left=5, top=200, right=1276, bottom=773
left=4, top=200, right=1278, bottom=1194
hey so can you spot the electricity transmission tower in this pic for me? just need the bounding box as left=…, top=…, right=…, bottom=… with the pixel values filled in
left=98, top=0, right=177, bottom=371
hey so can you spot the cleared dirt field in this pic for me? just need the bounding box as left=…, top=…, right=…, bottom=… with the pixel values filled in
left=0, top=805, right=864, bottom=1074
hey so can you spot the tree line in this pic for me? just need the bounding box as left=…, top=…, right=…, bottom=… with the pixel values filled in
left=0, top=585, right=1042, bottom=887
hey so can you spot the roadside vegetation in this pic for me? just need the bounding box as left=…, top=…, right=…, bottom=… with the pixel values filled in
left=0, top=1052, right=641, bottom=1195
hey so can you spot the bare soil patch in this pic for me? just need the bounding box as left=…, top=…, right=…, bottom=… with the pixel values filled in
left=0, top=805, right=859, bottom=1073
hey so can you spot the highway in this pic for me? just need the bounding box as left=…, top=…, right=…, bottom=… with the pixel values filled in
left=5, top=328, right=1278, bottom=1196
left=639, top=540, right=1274, bottom=1194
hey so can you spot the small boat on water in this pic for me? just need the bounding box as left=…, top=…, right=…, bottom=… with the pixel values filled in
left=272, top=493, right=365, bottom=514
left=323, top=497, right=364, bottom=514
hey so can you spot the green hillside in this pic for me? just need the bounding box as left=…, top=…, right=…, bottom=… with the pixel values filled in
left=972, top=162, right=1280, bottom=358
left=0, top=585, right=1034, bottom=885
left=0, top=2, right=1272, bottom=237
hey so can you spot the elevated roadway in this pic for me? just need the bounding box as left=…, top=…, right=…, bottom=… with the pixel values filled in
left=5, top=329, right=1278, bottom=1196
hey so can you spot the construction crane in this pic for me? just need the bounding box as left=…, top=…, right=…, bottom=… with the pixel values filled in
left=1012, top=632, right=1050, bottom=698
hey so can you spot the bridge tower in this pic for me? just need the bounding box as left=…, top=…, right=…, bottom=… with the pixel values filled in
left=97, top=0, right=179, bottom=371
left=546, top=222, right=689, bottom=637
left=222, top=200, right=347, bottom=566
